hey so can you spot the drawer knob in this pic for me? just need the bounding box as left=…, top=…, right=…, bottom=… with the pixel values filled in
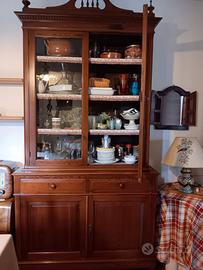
left=50, top=183, right=56, bottom=190
left=119, top=183, right=125, bottom=189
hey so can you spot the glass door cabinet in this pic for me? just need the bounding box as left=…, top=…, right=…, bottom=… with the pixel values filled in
left=14, top=1, right=161, bottom=270
left=30, top=29, right=146, bottom=169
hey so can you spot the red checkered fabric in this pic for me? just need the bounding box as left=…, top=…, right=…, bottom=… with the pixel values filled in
left=156, top=185, right=203, bottom=270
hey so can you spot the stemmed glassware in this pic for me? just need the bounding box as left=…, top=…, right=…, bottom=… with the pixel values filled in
left=88, top=141, right=96, bottom=163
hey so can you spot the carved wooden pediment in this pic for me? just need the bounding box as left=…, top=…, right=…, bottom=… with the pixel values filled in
left=16, top=0, right=161, bottom=32
left=22, top=0, right=137, bottom=15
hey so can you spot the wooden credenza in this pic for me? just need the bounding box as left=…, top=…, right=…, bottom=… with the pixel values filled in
left=14, top=168, right=158, bottom=270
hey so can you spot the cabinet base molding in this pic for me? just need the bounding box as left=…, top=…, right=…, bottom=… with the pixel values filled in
left=18, top=258, right=157, bottom=270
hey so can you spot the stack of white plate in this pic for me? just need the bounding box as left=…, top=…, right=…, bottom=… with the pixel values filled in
left=89, top=87, right=115, bottom=96
left=49, top=84, right=72, bottom=92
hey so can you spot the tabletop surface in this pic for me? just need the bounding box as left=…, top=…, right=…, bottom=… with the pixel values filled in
left=156, top=183, right=203, bottom=270
left=0, top=234, right=12, bottom=254
left=0, top=234, right=19, bottom=270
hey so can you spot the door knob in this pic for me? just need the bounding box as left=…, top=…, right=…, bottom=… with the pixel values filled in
left=49, top=183, right=56, bottom=190
left=119, top=183, right=125, bottom=189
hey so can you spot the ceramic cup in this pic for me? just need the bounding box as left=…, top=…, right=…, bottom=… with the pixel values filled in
left=124, top=154, right=136, bottom=164
left=114, top=118, right=122, bottom=129
left=107, top=118, right=115, bottom=130
left=52, top=117, right=61, bottom=129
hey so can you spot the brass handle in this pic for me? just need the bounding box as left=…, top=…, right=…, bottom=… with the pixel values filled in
left=50, top=183, right=56, bottom=190
left=119, top=183, right=125, bottom=189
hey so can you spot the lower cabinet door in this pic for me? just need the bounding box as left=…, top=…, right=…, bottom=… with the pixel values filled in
left=16, top=195, right=86, bottom=261
left=88, top=194, right=155, bottom=259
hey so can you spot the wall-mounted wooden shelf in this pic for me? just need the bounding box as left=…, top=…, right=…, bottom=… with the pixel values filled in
left=0, top=78, right=23, bottom=85
left=0, top=116, right=24, bottom=120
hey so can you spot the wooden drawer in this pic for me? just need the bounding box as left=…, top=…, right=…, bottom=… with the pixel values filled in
left=18, top=178, right=86, bottom=194
left=89, top=177, right=148, bottom=193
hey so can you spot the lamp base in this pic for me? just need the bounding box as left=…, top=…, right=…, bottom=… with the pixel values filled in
left=180, top=185, right=193, bottom=194
left=177, top=168, right=194, bottom=194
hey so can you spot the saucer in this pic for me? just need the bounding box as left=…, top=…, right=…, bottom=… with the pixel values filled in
left=94, top=158, right=119, bottom=164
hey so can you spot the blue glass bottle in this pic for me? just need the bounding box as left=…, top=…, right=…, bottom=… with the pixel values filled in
left=130, top=74, right=139, bottom=95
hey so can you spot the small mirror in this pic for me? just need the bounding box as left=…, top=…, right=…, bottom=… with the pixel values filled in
left=151, top=85, right=196, bottom=130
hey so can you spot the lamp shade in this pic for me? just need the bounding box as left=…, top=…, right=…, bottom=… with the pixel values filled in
left=162, top=137, right=203, bottom=168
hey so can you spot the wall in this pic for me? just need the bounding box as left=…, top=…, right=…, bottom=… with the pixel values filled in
left=150, top=0, right=203, bottom=183
left=0, top=0, right=203, bottom=182
left=0, top=0, right=24, bottom=162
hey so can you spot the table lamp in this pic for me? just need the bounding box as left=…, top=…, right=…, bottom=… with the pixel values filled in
left=162, top=137, right=203, bottom=193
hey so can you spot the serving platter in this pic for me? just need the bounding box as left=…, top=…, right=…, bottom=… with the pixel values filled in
left=94, top=158, right=119, bottom=164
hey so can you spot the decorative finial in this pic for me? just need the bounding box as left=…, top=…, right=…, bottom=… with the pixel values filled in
left=149, top=0, right=155, bottom=15
left=22, top=0, right=30, bottom=8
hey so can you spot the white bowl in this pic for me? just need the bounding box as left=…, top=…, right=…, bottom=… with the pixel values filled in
left=124, top=155, right=136, bottom=164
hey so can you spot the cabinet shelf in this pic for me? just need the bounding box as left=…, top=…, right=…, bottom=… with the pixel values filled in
left=37, top=56, right=142, bottom=65
left=37, top=128, right=139, bottom=136
left=89, top=129, right=139, bottom=136
left=89, top=95, right=139, bottom=101
left=37, top=93, right=82, bottom=100
left=37, top=56, right=82, bottom=64
left=90, top=58, right=142, bottom=65
left=38, top=128, right=82, bottom=135
left=0, top=115, right=24, bottom=120
left=37, top=93, right=139, bottom=102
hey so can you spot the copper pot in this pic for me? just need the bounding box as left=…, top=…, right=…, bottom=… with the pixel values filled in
left=124, top=44, right=142, bottom=59
left=100, top=51, right=122, bottom=59
left=45, top=39, right=71, bottom=56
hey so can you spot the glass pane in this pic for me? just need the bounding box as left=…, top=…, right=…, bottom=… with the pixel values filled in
left=88, top=104, right=140, bottom=165
left=35, top=36, right=82, bottom=160
left=37, top=135, right=82, bottom=160
left=88, top=33, right=141, bottom=165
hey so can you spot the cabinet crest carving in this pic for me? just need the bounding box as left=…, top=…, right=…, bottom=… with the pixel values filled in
left=22, top=0, right=135, bottom=14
